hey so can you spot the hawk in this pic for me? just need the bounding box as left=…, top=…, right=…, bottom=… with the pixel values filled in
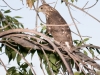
left=38, top=4, right=74, bottom=74
left=38, top=4, right=74, bottom=50
left=38, top=4, right=100, bottom=74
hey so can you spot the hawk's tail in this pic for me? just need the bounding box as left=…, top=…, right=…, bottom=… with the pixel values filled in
left=74, top=50, right=100, bottom=70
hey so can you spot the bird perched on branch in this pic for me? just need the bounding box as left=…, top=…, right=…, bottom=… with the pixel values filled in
left=38, top=4, right=100, bottom=74
left=38, top=4, right=74, bottom=50
left=38, top=4, right=74, bottom=74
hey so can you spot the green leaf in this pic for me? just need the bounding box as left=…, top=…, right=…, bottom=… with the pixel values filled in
left=61, top=0, right=63, bottom=3
left=0, top=47, right=2, bottom=52
left=73, top=40, right=79, bottom=44
left=22, top=52, right=27, bottom=57
left=74, top=72, right=80, bottom=75
left=5, top=46, right=13, bottom=62
left=71, top=0, right=74, bottom=3
left=90, top=49, right=94, bottom=57
left=20, top=63, right=28, bottom=68
left=83, top=38, right=89, bottom=42
left=84, top=50, right=88, bottom=56
left=77, top=41, right=83, bottom=46
left=29, top=69, right=33, bottom=75
left=52, top=65, right=58, bottom=72
left=96, top=49, right=100, bottom=54
left=78, top=38, right=89, bottom=46
left=42, top=25, right=46, bottom=30
left=12, top=51, right=16, bottom=60
left=46, top=66, right=51, bottom=75
left=80, top=72, right=85, bottom=75
left=49, top=54, right=56, bottom=64
left=7, top=66, right=16, bottom=74
left=17, top=54, right=21, bottom=64
left=20, top=23, right=24, bottom=28
left=4, top=10, right=11, bottom=13
left=62, top=63, right=66, bottom=72
left=14, top=16, right=22, bottom=18
left=71, top=59, right=74, bottom=68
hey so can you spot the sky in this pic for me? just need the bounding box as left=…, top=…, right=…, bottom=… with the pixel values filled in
left=0, top=0, right=100, bottom=75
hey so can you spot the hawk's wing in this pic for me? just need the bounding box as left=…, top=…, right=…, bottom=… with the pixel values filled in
left=46, top=10, right=74, bottom=49
left=46, top=11, right=67, bottom=24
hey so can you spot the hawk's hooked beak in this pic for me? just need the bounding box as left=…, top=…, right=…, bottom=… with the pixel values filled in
left=37, top=8, right=42, bottom=12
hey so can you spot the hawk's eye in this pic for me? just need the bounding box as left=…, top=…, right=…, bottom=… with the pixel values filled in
left=41, top=7, right=43, bottom=9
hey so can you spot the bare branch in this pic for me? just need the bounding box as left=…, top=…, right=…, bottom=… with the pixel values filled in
left=38, top=56, right=46, bottom=75
left=1, top=34, right=53, bottom=52
left=83, top=1, right=98, bottom=10
left=76, top=44, right=100, bottom=50
left=71, top=30, right=92, bottom=38
left=41, top=47, right=54, bottom=75
left=65, top=3, right=83, bottom=41
left=35, top=0, right=39, bottom=31
left=82, top=1, right=89, bottom=9
left=33, top=3, right=46, bottom=24
left=0, top=5, right=7, bottom=7
left=63, top=1, right=100, bottom=23
left=54, top=0, right=58, bottom=8
left=2, top=0, right=23, bottom=11
left=40, top=0, right=46, bottom=4
left=0, top=58, right=9, bottom=75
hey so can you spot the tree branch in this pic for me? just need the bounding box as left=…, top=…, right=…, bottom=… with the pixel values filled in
left=63, top=0, right=100, bottom=23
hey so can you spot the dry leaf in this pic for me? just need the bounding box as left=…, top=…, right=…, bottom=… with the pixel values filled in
left=26, top=0, right=35, bottom=9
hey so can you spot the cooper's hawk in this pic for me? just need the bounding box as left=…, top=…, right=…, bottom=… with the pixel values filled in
left=38, top=4, right=74, bottom=74
left=38, top=4, right=100, bottom=74
left=38, top=4, right=74, bottom=50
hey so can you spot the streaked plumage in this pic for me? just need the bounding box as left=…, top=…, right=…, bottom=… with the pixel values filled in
left=39, top=4, right=74, bottom=49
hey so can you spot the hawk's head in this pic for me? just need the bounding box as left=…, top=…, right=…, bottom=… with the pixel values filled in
left=38, top=4, right=57, bottom=16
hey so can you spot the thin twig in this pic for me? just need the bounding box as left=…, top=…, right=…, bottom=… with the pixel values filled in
left=35, top=0, right=39, bottom=31
left=20, top=0, right=24, bottom=5
left=0, top=52, right=5, bottom=55
left=0, top=25, right=13, bottom=30
left=82, top=1, right=89, bottom=9
left=0, top=58, right=9, bottom=75
left=41, top=47, right=54, bottom=75
left=33, top=4, right=46, bottom=24
left=71, top=30, right=92, bottom=38
left=84, top=1, right=98, bottom=10
left=0, top=5, right=7, bottom=7
left=66, top=3, right=83, bottom=41
left=75, top=44, right=100, bottom=50
left=54, top=0, right=58, bottom=8
left=40, top=0, right=46, bottom=4
left=38, top=56, right=46, bottom=75
left=2, top=0, right=23, bottom=11
left=73, top=18, right=81, bottom=24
